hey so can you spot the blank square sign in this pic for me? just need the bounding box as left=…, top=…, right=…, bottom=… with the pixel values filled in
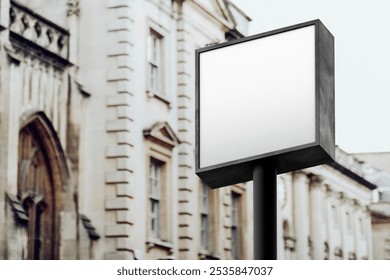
left=196, top=20, right=335, bottom=188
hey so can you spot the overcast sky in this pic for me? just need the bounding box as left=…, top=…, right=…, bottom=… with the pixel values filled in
left=231, top=0, right=390, bottom=154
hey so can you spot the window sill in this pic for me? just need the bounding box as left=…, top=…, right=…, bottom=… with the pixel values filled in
left=147, top=90, right=172, bottom=108
left=198, top=249, right=220, bottom=260
left=146, top=237, right=174, bottom=254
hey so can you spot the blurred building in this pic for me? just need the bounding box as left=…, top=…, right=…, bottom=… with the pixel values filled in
left=278, top=149, right=376, bottom=260
left=354, top=152, right=390, bottom=259
left=0, top=0, right=253, bottom=260
left=0, top=0, right=382, bottom=260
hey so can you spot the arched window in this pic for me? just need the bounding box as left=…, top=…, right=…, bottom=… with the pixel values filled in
left=17, top=114, right=65, bottom=259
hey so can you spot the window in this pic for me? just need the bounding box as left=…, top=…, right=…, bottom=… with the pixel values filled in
left=231, top=192, right=240, bottom=259
left=200, top=183, right=209, bottom=250
left=198, top=182, right=219, bottom=259
left=147, top=29, right=163, bottom=95
left=149, top=158, right=163, bottom=239
left=144, top=122, right=180, bottom=253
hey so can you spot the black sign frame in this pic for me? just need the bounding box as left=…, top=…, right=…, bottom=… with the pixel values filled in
left=195, top=19, right=335, bottom=188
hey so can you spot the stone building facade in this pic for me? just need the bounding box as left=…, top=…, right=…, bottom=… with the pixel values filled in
left=0, top=0, right=379, bottom=260
left=278, top=149, right=375, bottom=260
left=0, top=0, right=253, bottom=260
left=355, top=152, right=390, bottom=259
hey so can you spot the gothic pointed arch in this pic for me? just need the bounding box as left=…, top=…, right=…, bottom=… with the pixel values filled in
left=17, top=111, right=68, bottom=259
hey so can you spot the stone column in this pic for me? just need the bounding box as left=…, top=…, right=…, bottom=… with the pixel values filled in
left=364, top=207, right=373, bottom=259
left=323, top=185, right=333, bottom=259
left=309, top=174, right=324, bottom=259
left=293, top=171, right=310, bottom=259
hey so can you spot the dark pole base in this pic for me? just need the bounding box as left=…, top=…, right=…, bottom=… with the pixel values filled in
left=253, top=163, right=277, bottom=260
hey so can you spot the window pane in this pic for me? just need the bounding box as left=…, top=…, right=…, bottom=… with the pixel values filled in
left=150, top=159, right=162, bottom=239
left=231, top=196, right=237, bottom=226
left=147, top=34, right=152, bottom=62
left=231, top=227, right=238, bottom=259
left=200, top=183, right=210, bottom=250
left=151, top=200, right=160, bottom=238
left=147, top=32, right=160, bottom=64
left=152, top=35, right=158, bottom=62
left=150, top=160, right=161, bottom=199
left=147, top=30, right=163, bottom=93
left=201, top=183, right=209, bottom=213
left=201, top=214, right=208, bottom=249
left=231, top=192, right=240, bottom=259
left=150, top=64, right=159, bottom=92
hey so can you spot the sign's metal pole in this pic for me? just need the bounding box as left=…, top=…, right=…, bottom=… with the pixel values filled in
left=253, top=164, right=277, bottom=260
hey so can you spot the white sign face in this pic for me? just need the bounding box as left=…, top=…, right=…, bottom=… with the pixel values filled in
left=199, top=25, right=316, bottom=168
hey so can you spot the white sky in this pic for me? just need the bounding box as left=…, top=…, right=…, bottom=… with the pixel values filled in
left=232, top=0, right=390, bottom=153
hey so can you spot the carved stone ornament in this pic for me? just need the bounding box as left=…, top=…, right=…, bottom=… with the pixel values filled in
left=9, top=1, right=70, bottom=60
left=67, top=0, right=80, bottom=17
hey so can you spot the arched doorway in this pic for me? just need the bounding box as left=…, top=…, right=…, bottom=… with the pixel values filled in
left=17, top=113, right=67, bottom=259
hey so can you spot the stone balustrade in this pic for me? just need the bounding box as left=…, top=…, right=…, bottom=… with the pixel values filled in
left=9, top=0, right=69, bottom=60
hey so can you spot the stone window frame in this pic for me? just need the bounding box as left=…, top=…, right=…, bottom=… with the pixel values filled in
left=145, top=144, right=173, bottom=247
left=143, top=122, right=180, bottom=254
left=198, top=182, right=220, bottom=260
left=145, top=20, right=170, bottom=105
left=230, top=185, right=247, bottom=260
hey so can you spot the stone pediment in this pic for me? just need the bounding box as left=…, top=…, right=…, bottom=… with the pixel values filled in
left=196, top=0, right=231, bottom=22
left=143, top=122, right=180, bottom=149
left=194, top=0, right=250, bottom=38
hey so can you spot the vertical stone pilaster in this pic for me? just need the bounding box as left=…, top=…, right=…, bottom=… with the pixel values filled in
left=176, top=7, right=196, bottom=259
left=104, top=0, right=135, bottom=260
left=365, top=208, right=373, bottom=259
left=223, top=187, right=232, bottom=259
left=293, top=171, right=310, bottom=259
left=309, top=174, right=324, bottom=259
